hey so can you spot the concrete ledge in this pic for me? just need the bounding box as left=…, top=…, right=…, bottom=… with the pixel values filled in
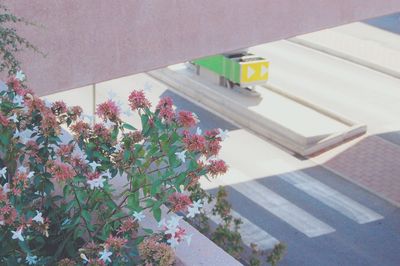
left=289, top=37, right=400, bottom=79
left=148, top=67, right=366, bottom=156
left=143, top=205, right=243, bottom=266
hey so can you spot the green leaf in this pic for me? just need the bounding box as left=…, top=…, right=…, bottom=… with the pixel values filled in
left=122, top=123, right=136, bottom=131
left=43, top=179, right=54, bottom=195
left=152, top=207, right=161, bottom=222
left=175, top=173, right=186, bottom=188
left=81, top=209, right=91, bottom=224
left=127, top=192, right=139, bottom=210
left=110, top=211, right=126, bottom=221
left=135, top=236, right=145, bottom=245
left=123, top=150, right=131, bottom=162
left=18, top=239, right=30, bottom=253
left=143, top=228, right=153, bottom=234
left=63, top=185, right=71, bottom=197
left=73, top=227, right=84, bottom=240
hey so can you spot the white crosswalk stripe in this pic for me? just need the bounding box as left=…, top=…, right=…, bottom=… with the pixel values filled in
left=204, top=201, right=279, bottom=250
left=278, top=170, right=384, bottom=224
left=232, top=180, right=335, bottom=237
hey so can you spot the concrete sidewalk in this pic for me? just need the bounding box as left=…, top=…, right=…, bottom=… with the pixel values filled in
left=290, top=22, right=400, bottom=78
left=313, top=135, right=400, bottom=207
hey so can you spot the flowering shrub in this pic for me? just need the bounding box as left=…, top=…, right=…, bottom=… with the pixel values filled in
left=0, top=73, right=228, bottom=265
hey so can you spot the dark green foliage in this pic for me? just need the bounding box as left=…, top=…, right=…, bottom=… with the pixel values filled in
left=0, top=4, right=41, bottom=75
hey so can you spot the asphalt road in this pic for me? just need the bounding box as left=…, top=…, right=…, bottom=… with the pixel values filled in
left=365, top=12, right=400, bottom=34
left=162, top=86, right=400, bottom=266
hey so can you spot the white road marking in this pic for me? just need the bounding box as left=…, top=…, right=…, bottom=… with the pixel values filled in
left=227, top=168, right=335, bottom=237
left=205, top=201, right=279, bottom=250
left=278, top=170, right=384, bottom=224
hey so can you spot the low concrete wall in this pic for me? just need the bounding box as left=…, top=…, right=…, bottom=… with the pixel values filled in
left=148, top=67, right=366, bottom=156
left=3, top=1, right=400, bottom=96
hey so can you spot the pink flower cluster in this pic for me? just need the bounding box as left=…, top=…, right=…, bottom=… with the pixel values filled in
left=96, top=100, right=120, bottom=121
left=207, top=159, right=228, bottom=177
left=177, top=110, right=198, bottom=128
left=168, top=192, right=192, bottom=212
left=105, top=235, right=128, bottom=252
left=40, top=108, right=61, bottom=136
left=51, top=100, right=67, bottom=114
left=0, top=112, right=9, bottom=127
left=70, top=120, right=91, bottom=139
left=182, top=132, right=206, bottom=153
left=68, top=105, right=83, bottom=121
left=128, top=90, right=151, bottom=110
left=0, top=204, right=17, bottom=225
left=156, top=96, right=175, bottom=122
left=7, top=77, right=28, bottom=96
left=93, top=123, right=111, bottom=142
left=47, top=160, right=76, bottom=182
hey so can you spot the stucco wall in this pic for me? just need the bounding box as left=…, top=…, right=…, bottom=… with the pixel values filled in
left=3, top=0, right=400, bottom=96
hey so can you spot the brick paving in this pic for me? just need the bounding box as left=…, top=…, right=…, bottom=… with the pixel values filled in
left=323, top=136, right=400, bottom=206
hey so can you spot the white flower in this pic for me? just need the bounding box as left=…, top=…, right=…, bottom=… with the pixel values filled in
left=132, top=211, right=145, bottom=222
left=14, top=128, right=34, bottom=144
left=25, top=254, right=38, bottom=265
left=157, top=218, right=166, bottom=228
left=87, top=177, right=106, bottom=190
left=217, top=128, right=229, bottom=141
left=13, top=129, right=21, bottom=139
left=22, top=106, right=29, bottom=113
left=18, top=165, right=27, bottom=173
left=89, top=161, right=102, bottom=172
left=0, top=167, right=7, bottom=179
left=16, top=70, right=25, bottom=81
left=175, top=150, right=186, bottom=163
left=0, top=81, right=7, bottom=92
left=186, top=199, right=203, bottom=218
left=80, top=253, right=89, bottom=263
left=104, top=119, right=115, bottom=128
left=193, top=113, right=200, bottom=123
left=165, top=226, right=179, bottom=238
left=2, top=183, right=10, bottom=193
left=13, top=95, right=24, bottom=106
left=167, top=236, right=180, bottom=248
left=166, top=215, right=183, bottom=229
left=32, top=210, right=44, bottom=224
left=114, top=143, right=122, bottom=152
left=62, top=218, right=71, bottom=226
left=99, top=249, right=112, bottom=263
left=103, top=169, right=112, bottom=179
left=196, top=127, right=202, bottom=135
left=11, top=228, right=24, bottom=241
left=8, top=113, right=18, bottom=123
left=184, top=234, right=193, bottom=246
left=192, top=199, right=203, bottom=209
left=34, top=191, right=47, bottom=197
left=0, top=220, right=4, bottom=226
left=27, top=171, right=35, bottom=179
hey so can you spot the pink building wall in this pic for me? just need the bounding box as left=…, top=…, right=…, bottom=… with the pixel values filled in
left=4, top=0, right=400, bottom=96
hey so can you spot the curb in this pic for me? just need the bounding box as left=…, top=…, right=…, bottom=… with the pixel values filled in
left=289, top=37, right=400, bottom=80
left=148, top=67, right=366, bottom=156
